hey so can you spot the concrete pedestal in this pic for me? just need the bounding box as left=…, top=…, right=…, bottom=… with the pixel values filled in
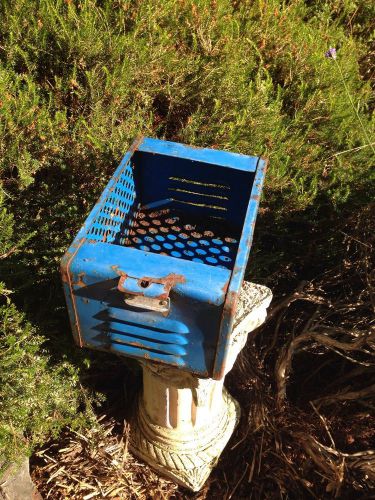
left=130, top=282, right=272, bottom=491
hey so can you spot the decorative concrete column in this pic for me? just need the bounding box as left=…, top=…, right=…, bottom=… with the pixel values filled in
left=130, top=282, right=272, bottom=491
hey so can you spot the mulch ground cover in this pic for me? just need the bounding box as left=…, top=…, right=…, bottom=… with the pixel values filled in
left=31, top=204, right=375, bottom=499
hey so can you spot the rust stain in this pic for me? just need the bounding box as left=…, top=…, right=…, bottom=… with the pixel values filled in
left=61, top=237, right=86, bottom=347
left=73, top=272, right=86, bottom=287
left=125, top=340, right=150, bottom=349
left=232, top=265, right=242, bottom=277
left=226, top=290, right=239, bottom=317
left=191, top=368, right=209, bottom=378
left=261, top=157, right=269, bottom=174
left=60, top=241, right=80, bottom=283
left=129, top=134, right=144, bottom=154
left=111, top=265, right=126, bottom=276
left=61, top=266, right=70, bottom=284
left=212, top=289, right=239, bottom=380
left=221, top=279, right=229, bottom=295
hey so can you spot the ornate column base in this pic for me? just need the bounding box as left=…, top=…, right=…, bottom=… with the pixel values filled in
left=129, top=282, right=272, bottom=491
left=131, top=389, right=239, bottom=491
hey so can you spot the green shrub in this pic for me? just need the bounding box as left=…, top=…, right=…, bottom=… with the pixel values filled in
left=0, top=196, right=14, bottom=259
left=0, top=0, right=373, bottom=208
left=0, top=297, right=94, bottom=467
left=0, top=193, right=93, bottom=467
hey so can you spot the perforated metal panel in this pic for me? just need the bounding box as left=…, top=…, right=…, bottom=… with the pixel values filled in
left=85, top=155, right=241, bottom=269
left=87, top=161, right=138, bottom=243
left=118, top=207, right=238, bottom=270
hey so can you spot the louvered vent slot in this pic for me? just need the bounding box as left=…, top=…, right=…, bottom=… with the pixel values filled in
left=95, top=318, right=188, bottom=365
left=168, top=176, right=230, bottom=214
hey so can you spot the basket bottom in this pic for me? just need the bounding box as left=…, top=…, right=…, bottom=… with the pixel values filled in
left=116, top=207, right=239, bottom=269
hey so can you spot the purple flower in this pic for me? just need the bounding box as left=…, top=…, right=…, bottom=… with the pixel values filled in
left=325, top=47, right=337, bottom=59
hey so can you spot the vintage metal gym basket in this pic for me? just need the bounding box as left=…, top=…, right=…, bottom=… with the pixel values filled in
left=61, top=137, right=267, bottom=379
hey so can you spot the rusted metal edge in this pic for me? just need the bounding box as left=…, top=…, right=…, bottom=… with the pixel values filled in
left=61, top=135, right=145, bottom=348
left=61, top=238, right=85, bottom=347
left=211, top=156, right=268, bottom=380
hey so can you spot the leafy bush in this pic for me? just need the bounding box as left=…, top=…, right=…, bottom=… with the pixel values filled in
left=0, top=298, right=94, bottom=467
left=0, top=194, right=93, bottom=467
left=0, top=197, right=14, bottom=259
left=0, top=0, right=373, bottom=209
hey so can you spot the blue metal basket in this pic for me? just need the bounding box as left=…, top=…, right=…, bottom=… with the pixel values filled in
left=61, top=137, right=267, bottom=379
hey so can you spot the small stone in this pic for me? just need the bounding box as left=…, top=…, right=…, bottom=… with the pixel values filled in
left=0, top=459, right=42, bottom=500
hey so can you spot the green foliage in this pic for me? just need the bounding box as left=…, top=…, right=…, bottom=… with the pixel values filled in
left=0, top=0, right=373, bottom=208
left=0, top=67, right=66, bottom=187
left=0, top=195, right=14, bottom=258
left=0, top=298, right=95, bottom=466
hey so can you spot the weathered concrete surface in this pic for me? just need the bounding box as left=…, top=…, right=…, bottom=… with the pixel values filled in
left=0, top=459, right=41, bottom=500
left=130, top=281, right=272, bottom=491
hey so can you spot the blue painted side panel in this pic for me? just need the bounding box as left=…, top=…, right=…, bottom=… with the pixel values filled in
left=68, top=242, right=230, bottom=375
left=213, top=157, right=268, bottom=378
left=132, top=151, right=253, bottom=227
left=138, top=138, right=259, bottom=171
left=61, top=137, right=267, bottom=378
